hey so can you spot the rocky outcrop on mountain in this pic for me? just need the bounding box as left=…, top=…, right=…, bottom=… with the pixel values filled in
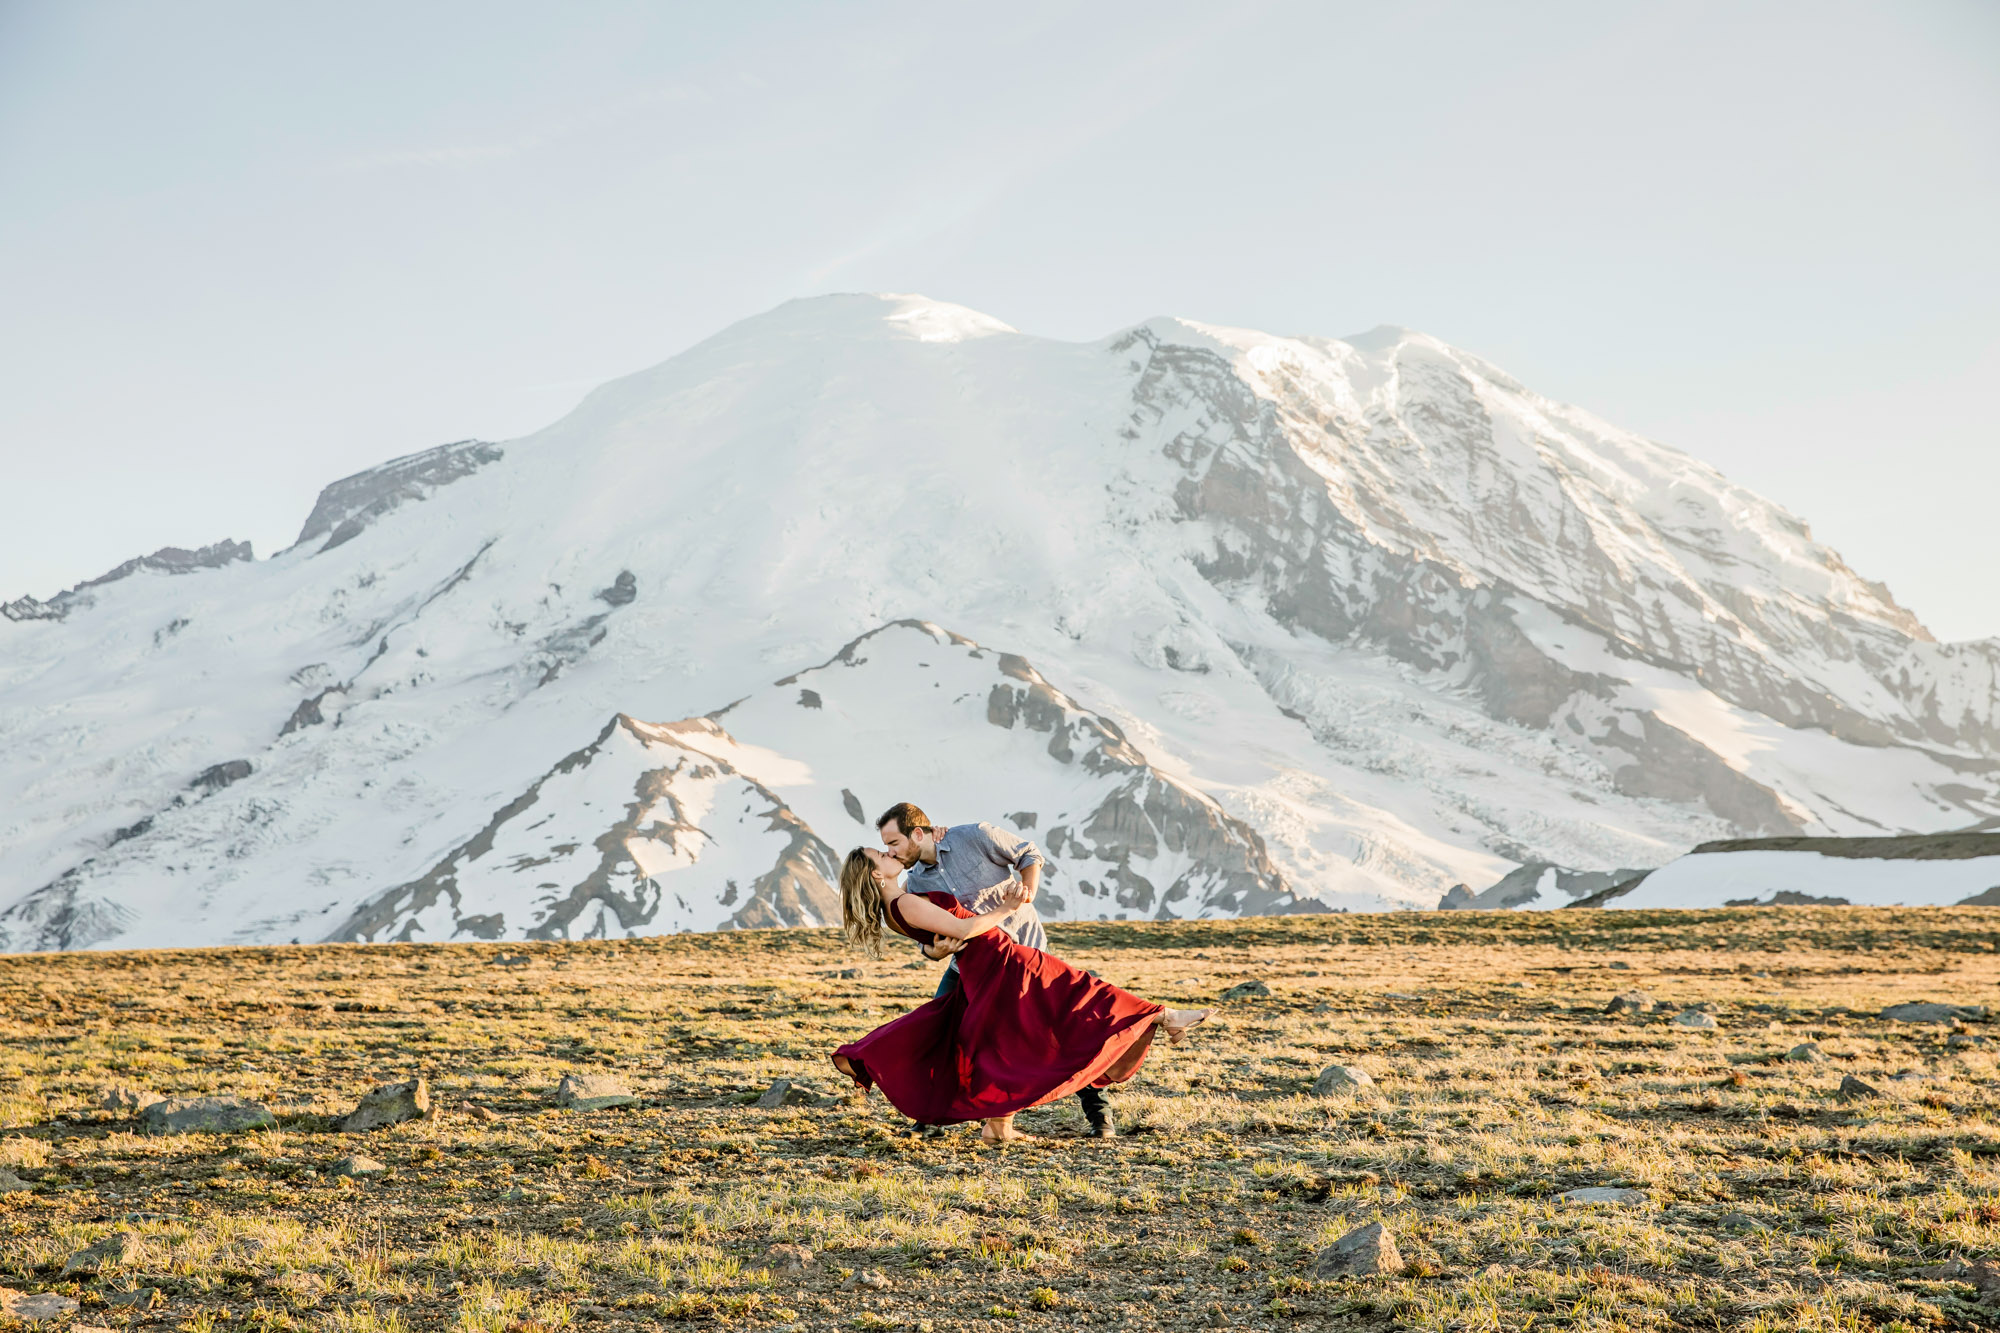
left=290, top=439, right=502, bottom=553
left=1440, top=862, right=1649, bottom=910
left=2, top=538, right=251, bottom=622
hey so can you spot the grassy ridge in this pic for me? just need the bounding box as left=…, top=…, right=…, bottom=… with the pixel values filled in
left=4, top=908, right=2000, bottom=1331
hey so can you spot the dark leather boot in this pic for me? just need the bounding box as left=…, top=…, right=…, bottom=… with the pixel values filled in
left=1078, top=1087, right=1115, bottom=1138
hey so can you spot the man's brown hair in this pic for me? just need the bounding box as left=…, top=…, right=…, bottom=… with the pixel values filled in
left=875, top=802, right=932, bottom=836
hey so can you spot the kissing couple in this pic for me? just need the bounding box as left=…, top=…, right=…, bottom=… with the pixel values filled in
left=828, top=802, right=1212, bottom=1145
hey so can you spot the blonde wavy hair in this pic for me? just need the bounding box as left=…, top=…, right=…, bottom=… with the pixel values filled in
left=839, top=847, right=887, bottom=957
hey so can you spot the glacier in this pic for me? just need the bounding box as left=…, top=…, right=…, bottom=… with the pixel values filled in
left=2, top=292, right=1995, bottom=950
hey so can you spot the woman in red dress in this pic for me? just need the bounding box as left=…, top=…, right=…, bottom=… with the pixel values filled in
left=829, top=846, right=1212, bottom=1144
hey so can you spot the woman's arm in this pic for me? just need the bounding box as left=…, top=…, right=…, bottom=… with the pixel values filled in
left=895, top=883, right=1030, bottom=942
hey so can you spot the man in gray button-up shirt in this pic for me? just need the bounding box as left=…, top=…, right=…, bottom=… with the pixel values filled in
left=876, top=801, right=1115, bottom=1137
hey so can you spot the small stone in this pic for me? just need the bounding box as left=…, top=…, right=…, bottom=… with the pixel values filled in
left=331, top=1155, right=387, bottom=1177
left=1312, top=1221, right=1404, bottom=1277
left=0, top=1168, right=27, bottom=1194
left=336, top=1077, right=431, bottom=1132
left=467, top=1105, right=500, bottom=1123
left=1560, top=1187, right=1648, bottom=1205
left=137, top=1095, right=277, bottom=1136
left=97, top=1088, right=164, bottom=1115
left=1948, top=1034, right=1986, bottom=1050
left=1608, top=961, right=1631, bottom=970
left=1787, top=1042, right=1827, bottom=1063
left=61, top=1232, right=139, bottom=1275
left=0, top=1289, right=79, bottom=1321
left=766, top=1243, right=814, bottom=1273
left=1837, top=1074, right=1881, bottom=1101
left=106, top=1289, right=162, bottom=1310
left=1671, top=1009, right=1717, bottom=1030
left=1605, top=991, right=1652, bottom=1015
left=826, top=968, right=862, bottom=980
left=1716, top=1212, right=1765, bottom=1231
left=1882, top=1002, right=1987, bottom=1024
left=1311, top=1065, right=1376, bottom=1096
left=555, top=1072, right=639, bottom=1110
left=490, top=953, right=530, bottom=967
left=842, top=1268, right=891, bottom=1290
left=1222, top=980, right=1272, bottom=999
left=755, top=1078, right=827, bottom=1109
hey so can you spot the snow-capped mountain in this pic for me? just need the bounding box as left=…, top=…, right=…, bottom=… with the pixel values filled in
left=4, top=293, right=1996, bottom=950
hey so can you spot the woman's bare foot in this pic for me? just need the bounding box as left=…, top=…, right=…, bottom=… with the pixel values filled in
left=1160, top=1008, right=1215, bottom=1045
left=831, top=1054, right=859, bottom=1081
left=981, top=1115, right=1035, bottom=1145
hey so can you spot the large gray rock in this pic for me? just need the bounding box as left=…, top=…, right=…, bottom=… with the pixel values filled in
left=1671, top=1009, right=1717, bottom=1030
left=1837, top=1074, right=1881, bottom=1100
left=1560, top=1187, right=1648, bottom=1205
left=336, top=1077, right=431, bottom=1132
left=137, top=1095, right=276, bottom=1136
left=1881, top=1002, right=1987, bottom=1024
left=98, top=1087, right=164, bottom=1115
left=1311, top=1065, right=1376, bottom=1096
left=1312, top=1221, right=1404, bottom=1277
left=61, top=1232, right=140, bottom=1275
left=0, top=1289, right=79, bottom=1321
left=755, top=1078, right=827, bottom=1109
left=0, top=1168, right=28, bottom=1194
left=1787, top=1041, right=1827, bottom=1063
left=555, top=1072, right=639, bottom=1110
left=331, top=1154, right=387, bottom=1177
left=1605, top=991, right=1653, bottom=1015
left=1221, top=979, right=1271, bottom=999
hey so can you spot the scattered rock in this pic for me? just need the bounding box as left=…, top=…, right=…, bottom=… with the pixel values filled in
left=0, top=1289, right=79, bottom=1321
left=1311, top=1221, right=1404, bottom=1277
left=555, top=1072, right=639, bottom=1110
left=755, top=1078, right=828, bottom=1109
left=490, top=953, right=530, bottom=967
left=1787, top=1042, right=1827, bottom=1063
left=467, top=1105, right=500, bottom=1123
left=106, top=1289, right=163, bottom=1309
left=331, top=1155, right=387, bottom=1177
left=0, top=1168, right=27, bottom=1194
left=842, top=1268, right=891, bottom=1290
left=137, top=1095, right=277, bottom=1136
left=61, top=1232, right=139, bottom=1275
left=97, top=1087, right=164, bottom=1115
left=1671, top=1010, right=1718, bottom=1030
left=1311, top=1065, right=1377, bottom=1096
left=1380, top=992, right=1421, bottom=1002
left=1560, top=1187, right=1648, bottom=1205
left=1221, top=980, right=1271, bottom=1000
left=1716, top=1212, right=1765, bottom=1231
left=766, top=1243, right=814, bottom=1273
left=1605, top=991, right=1653, bottom=1015
left=1948, top=1034, right=1987, bottom=1051
left=1837, top=1074, right=1881, bottom=1101
left=1882, top=1002, right=1987, bottom=1024
left=1608, top=961, right=1631, bottom=970
left=336, top=1077, right=431, bottom=1132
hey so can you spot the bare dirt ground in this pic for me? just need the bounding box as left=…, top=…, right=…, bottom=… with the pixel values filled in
left=6, top=907, right=2000, bottom=1332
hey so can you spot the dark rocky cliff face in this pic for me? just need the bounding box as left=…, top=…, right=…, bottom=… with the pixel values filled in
left=1111, top=325, right=1994, bottom=846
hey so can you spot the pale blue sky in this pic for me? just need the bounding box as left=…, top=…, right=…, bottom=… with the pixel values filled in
left=2, top=1, right=1995, bottom=638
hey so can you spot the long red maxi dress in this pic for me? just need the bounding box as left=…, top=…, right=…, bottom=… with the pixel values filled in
left=831, top=890, right=1166, bottom=1124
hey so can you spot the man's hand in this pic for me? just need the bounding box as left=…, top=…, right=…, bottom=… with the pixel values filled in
left=922, top=937, right=965, bottom=962
left=999, top=878, right=1032, bottom=913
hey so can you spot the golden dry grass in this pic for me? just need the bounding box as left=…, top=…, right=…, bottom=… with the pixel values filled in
left=5, top=907, right=2000, bottom=1331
